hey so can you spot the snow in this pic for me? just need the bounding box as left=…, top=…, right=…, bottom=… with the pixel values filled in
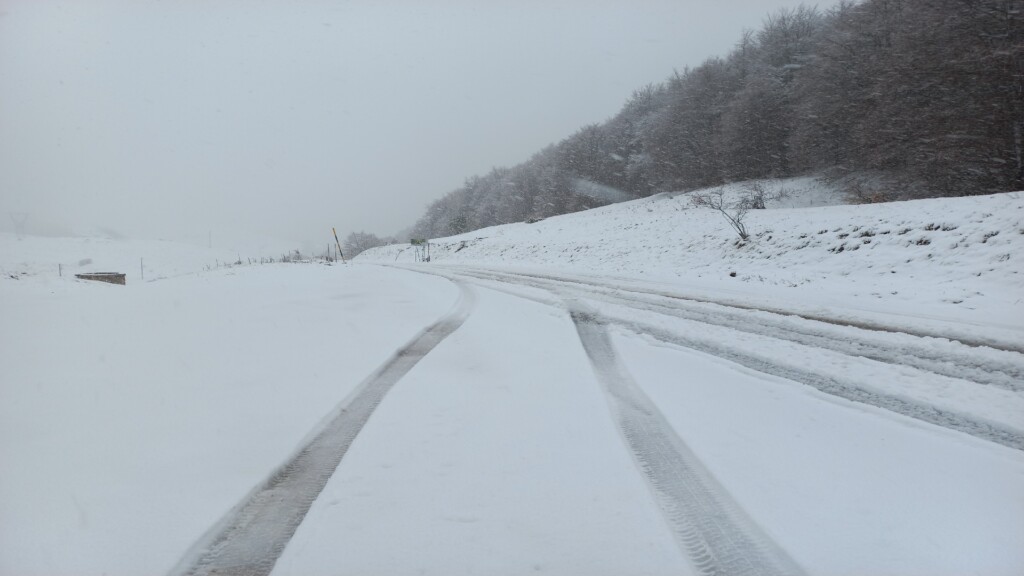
left=360, top=185, right=1024, bottom=337
left=3, top=181, right=1024, bottom=575
left=617, top=332, right=1024, bottom=576
left=0, top=234, right=240, bottom=285
left=592, top=299, right=1024, bottom=434
left=0, top=238, right=457, bottom=575
left=273, top=287, right=688, bottom=576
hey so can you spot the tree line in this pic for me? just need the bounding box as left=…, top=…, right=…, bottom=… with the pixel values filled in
left=396, top=0, right=1022, bottom=240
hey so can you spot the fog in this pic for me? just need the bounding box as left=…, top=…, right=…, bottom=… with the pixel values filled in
left=0, top=0, right=840, bottom=252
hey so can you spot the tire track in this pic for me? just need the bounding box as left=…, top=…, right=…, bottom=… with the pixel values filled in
left=417, top=266, right=1023, bottom=451
left=593, top=286, right=1023, bottom=392
left=616, top=318, right=1024, bottom=452
left=570, top=304, right=806, bottom=576
left=168, top=282, right=475, bottom=576
left=444, top=267, right=1024, bottom=391
left=480, top=267, right=1024, bottom=354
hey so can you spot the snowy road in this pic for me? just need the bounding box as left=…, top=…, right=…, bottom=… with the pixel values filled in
left=3, top=261, right=1022, bottom=575
left=425, top=266, right=1024, bottom=450
left=379, top=263, right=1024, bottom=574
left=182, top=263, right=1024, bottom=575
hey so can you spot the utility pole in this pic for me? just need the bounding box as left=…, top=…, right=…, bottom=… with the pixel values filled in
left=332, top=228, right=345, bottom=263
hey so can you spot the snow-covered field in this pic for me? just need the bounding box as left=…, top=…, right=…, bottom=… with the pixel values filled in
left=0, top=238, right=457, bottom=575
left=0, top=234, right=242, bottom=285
left=2, top=183, right=1023, bottom=575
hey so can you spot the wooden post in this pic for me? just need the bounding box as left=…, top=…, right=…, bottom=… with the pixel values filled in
left=332, top=228, right=345, bottom=263
left=140, top=258, right=144, bottom=280
left=58, top=263, right=62, bottom=277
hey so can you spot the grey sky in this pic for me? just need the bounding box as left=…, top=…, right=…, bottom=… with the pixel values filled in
left=0, top=0, right=839, bottom=251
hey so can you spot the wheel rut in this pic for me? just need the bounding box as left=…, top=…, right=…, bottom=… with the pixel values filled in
left=426, top=266, right=1023, bottom=451
left=168, top=282, right=475, bottom=576
left=445, top=267, right=1024, bottom=391
left=571, top=304, right=806, bottom=576
left=484, top=267, right=1024, bottom=354
left=622, top=319, right=1024, bottom=451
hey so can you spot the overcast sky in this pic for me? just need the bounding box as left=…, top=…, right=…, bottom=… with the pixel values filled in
left=0, top=0, right=840, bottom=251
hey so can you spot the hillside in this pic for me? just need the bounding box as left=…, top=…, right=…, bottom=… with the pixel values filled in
left=401, top=0, right=1023, bottom=242
left=359, top=182, right=1024, bottom=344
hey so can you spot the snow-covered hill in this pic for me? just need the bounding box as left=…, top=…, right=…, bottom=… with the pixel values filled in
left=359, top=183, right=1024, bottom=332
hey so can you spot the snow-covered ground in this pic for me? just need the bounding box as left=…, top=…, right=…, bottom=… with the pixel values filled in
left=361, top=185, right=1024, bottom=335
left=0, top=238, right=457, bottom=575
left=0, top=233, right=242, bottom=285
left=3, top=183, right=1023, bottom=575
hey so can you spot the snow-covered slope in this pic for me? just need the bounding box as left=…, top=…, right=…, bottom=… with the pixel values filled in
left=359, top=185, right=1024, bottom=332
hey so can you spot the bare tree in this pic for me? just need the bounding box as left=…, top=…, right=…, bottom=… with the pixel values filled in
left=690, top=188, right=750, bottom=241
left=737, top=181, right=789, bottom=209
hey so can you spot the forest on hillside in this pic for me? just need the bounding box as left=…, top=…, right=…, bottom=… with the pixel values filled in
left=374, top=0, right=1022, bottom=246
